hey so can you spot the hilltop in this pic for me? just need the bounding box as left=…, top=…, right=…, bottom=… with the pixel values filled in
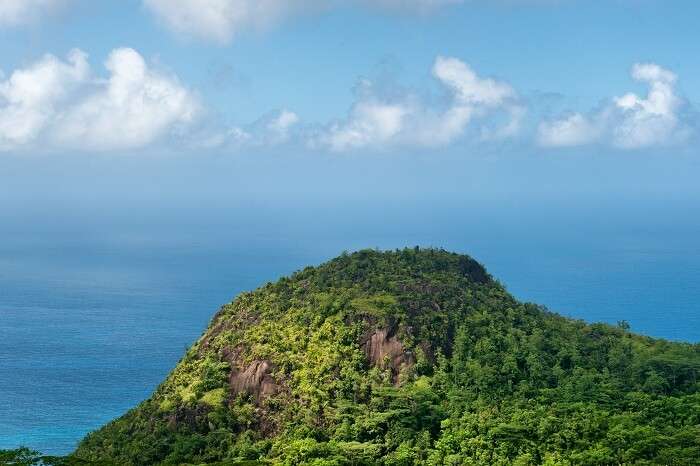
left=68, top=248, right=699, bottom=465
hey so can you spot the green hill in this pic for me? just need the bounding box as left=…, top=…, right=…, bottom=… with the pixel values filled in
left=69, top=248, right=699, bottom=465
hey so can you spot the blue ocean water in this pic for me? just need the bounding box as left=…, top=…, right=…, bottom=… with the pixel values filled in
left=1, top=204, right=699, bottom=455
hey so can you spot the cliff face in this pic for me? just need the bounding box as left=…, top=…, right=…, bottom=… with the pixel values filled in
left=75, top=248, right=700, bottom=466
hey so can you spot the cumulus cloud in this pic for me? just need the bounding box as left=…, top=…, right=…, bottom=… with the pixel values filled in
left=53, top=48, right=199, bottom=151
left=0, top=0, right=66, bottom=26
left=537, top=63, right=692, bottom=149
left=0, top=48, right=199, bottom=152
left=312, top=56, right=522, bottom=152
left=0, top=49, right=89, bottom=150
left=434, top=56, right=515, bottom=106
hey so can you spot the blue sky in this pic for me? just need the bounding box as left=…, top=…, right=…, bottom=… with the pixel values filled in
left=0, top=0, right=698, bottom=156
left=0, top=0, right=699, bottom=225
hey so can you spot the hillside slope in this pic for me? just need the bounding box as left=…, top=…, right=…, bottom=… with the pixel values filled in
left=74, top=248, right=700, bottom=465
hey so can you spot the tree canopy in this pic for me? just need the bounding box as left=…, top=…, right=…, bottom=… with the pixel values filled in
left=7, top=248, right=699, bottom=465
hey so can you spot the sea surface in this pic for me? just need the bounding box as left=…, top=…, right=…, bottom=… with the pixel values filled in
left=1, top=204, right=699, bottom=455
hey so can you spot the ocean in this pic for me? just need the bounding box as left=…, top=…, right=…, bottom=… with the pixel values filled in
left=1, top=203, right=699, bottom=455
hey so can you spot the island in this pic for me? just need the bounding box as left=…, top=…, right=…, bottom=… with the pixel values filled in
left=3, top=248, right=699, bottom=465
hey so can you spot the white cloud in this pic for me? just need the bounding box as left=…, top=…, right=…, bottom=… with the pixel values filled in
left=143, top=0, right=319, bottom=45
left=0, top=49, right=89, bottom=150
left=612, top=63, right=684, bottom=149
left=434, top=56, right=515, bottom=106
left=0, top=0, right=66, bottom=26
left=537, top=63, right=691, bottom=149
left=537, top=113, right=601, bottom=148
left=0, top=48, right=200, bottom=153
left=143, top=0, right=465, bottom=44
left=198, top=109, right=301, bottom=150
left=54, top=48, right=199, bottom=151
left=312, top=56, right=522, bottom=152
left=318, top=83, right=410, bottom=151
left=265, top=109, right=300, bottom=142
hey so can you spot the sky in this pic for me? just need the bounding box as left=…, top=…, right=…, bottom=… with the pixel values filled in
left=0, top=0, right=699, bottom=217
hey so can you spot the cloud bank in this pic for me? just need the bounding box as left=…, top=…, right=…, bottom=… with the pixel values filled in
left=0, top=47, right=692, bottom=155
left=0, top=48, right=199, bottom=152
left=538, top=63, right=692, bottom=149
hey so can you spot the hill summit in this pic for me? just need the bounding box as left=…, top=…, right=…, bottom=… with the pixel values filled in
left=74, top=248, right=700, bottom=465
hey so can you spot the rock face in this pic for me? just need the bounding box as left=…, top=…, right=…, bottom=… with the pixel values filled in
left=364, top=328, right=415, bottom=382
left=229, top=360, right=279, bottom=400
left=221, top=346, right=280, bottom=401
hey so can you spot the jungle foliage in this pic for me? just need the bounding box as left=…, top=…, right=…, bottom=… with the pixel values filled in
left=11, top=249, right=699, bottom=465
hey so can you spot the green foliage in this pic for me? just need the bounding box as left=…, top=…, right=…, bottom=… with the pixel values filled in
left=48, top=248, right=700, bottom=465
left=0, top=448, right=112, bottom=465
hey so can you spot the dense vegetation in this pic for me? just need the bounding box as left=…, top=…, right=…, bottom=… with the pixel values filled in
left=6, top=249, right=700, bottom=465
left=0, top=448, right=99, bottom=466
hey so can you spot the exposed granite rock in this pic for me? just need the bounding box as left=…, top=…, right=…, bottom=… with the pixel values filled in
left=220, top=347, right=279, bottom=400
left=364, top=328, right=415, bottom=383
left=229, top=360, right=279, bottom=400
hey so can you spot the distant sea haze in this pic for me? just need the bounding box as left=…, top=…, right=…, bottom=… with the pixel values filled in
left=1, top=204, right=699, bottom=454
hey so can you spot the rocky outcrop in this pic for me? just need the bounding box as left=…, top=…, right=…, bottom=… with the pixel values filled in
left=221, top=347, right=279, bottom=401
left=364, top=328, right=415, bottom=383
left=229, top=360, right=279, bottom=400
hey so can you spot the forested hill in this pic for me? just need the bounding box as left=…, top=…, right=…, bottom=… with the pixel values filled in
left=44, top=249, right=700, bottom=464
